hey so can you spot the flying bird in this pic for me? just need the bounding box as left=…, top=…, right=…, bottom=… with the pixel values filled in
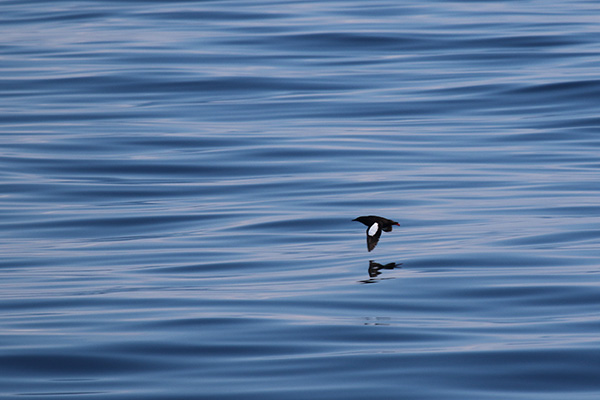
left=353, top=215, right=400, bottom=252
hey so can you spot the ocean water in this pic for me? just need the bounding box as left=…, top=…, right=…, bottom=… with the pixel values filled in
left=2, top=1, right=600, bottom=399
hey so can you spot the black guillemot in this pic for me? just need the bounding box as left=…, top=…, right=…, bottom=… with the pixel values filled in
left=353, top=215, right=400, bottom=252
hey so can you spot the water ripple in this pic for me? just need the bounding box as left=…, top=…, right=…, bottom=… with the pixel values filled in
left=2, top=1, right=600, bottom=399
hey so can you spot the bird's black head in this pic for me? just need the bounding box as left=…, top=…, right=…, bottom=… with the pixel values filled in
left=352, top=216, right=370, bottom=225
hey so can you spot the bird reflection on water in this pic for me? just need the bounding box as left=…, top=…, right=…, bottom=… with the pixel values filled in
left=360, top=260, right=401, bottom=284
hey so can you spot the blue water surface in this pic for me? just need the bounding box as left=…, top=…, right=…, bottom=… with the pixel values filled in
left=2, top=1, right=600, bottom=399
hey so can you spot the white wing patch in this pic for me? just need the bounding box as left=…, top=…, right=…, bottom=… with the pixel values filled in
left=368, top=222, right=379, bottom=237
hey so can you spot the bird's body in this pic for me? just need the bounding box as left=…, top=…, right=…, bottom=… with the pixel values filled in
left=353, top=215, right=400, bottom=252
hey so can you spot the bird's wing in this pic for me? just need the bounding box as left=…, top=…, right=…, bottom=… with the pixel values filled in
left=366, top=222, right=381, bottom=252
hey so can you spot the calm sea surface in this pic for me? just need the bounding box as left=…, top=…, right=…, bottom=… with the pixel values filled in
left=2, top=1, right=600, bottom=399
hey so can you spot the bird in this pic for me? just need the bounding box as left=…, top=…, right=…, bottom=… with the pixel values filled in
left=353, top=215, right=400, bottom=252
